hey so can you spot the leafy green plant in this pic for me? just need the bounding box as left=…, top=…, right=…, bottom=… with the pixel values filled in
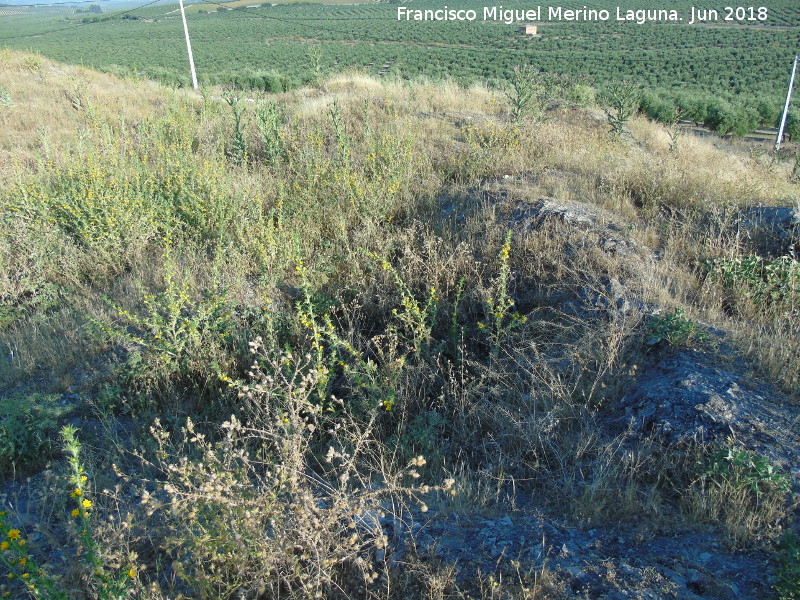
left=222, top=88, right=248, bottom=165
left=504, top=65, right=564, bottom=122
left=647, top=307, right=704, bottom=346
left=61, top=426, right=138, bottom=599
left=686, top=444, right=790, bottom=545
left=256, top=99, right=286, bottom=164
left=377, top=254, right=440, bottom=360
left=703, top=446, right=790, bottom=498
left=328, top=99, right=350, bottom=163
left=706, top=255, right=800, bottom=307
left=0, top=393, right=74, bottom=478
left=98, top=248, right=235, bottom=404
left=449, top=276, right=466, bottom=366
left=0, top=427, right=138, bottom=599
left=0, top=510, right=66, bottom=599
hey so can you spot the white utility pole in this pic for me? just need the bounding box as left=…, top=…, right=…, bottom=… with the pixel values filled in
left=179, top=0, right=199, bottom=90
left=775, top=54, right=798, bottom=152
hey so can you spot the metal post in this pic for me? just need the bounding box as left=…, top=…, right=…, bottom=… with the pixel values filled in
left=775, top=54, right=798, bottom=152
left=179, top=0, right=199, bottom=90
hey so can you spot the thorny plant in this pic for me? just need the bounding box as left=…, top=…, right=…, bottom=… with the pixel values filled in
left=478, top=231, right=527, bottom=361
left=138, top=342, right=453, bottom=599
left=0, top=427, right=138, bottom=600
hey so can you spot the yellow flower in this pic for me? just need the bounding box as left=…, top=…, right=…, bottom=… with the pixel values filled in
left=71, top=509, right=80, bottom=517
left=21, top=573, right=29, bottom=579
left=6, top=530, right=19, bottom=540
left=128, top=568, right=136, bottom=578
left=0, top=541, right=8, bottom=550
left=82, top=499, right=92, bottom=509
left=19, top=558, right=26, bottom=566
left=71, top=489, right=82, bottom=497
left=17, top=539, right=25, bottom=547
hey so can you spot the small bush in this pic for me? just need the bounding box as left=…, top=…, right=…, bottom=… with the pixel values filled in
left=142, top=342, right=440, bottom=599
left=98, top=253, right=236, bottom=409
left=0, top=427, right=139, bottom=599
left=600, top=81, right=640, bottom=137
left=0, top=393, right=74, bottom=478
left=686, top=445, right=790, bottom=545
left=0, top=87, right=11, bottom=107
left=647, top=307, right=704, bottom=346
left=706, top=255, right=800, bottom=309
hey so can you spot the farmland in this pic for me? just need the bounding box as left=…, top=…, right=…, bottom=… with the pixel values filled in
left=1, top=0, right=799, bottom=113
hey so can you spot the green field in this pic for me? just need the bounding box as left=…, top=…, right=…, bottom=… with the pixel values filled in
left=2, top=0, right=799, bottom=99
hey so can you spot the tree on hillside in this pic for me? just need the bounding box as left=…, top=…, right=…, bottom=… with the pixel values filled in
left=600, top=81, right=640, bottom=137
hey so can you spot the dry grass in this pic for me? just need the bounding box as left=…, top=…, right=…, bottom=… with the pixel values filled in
left=0, top=56, right=798, bottom=598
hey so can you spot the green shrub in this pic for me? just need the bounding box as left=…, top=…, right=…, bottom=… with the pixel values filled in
left=504, top=65, right=565, bottom=122
left=705, top=255, right=800, bottom=308
left=686, top=445, right=790, bottom=546
left=647, top=307, right=704, bottom=346
left=0, top=393, right=74, bottom=478
left=98, top=252, right=236, bottom=408
left=703, top=446, right=790, bottom=498
left=0, top=427, right=139, bottom=599
left=599, top=80, right=640, bottom=137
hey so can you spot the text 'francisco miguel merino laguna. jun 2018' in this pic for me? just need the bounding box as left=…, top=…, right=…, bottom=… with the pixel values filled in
left=396, top=5, right=770, bottom=25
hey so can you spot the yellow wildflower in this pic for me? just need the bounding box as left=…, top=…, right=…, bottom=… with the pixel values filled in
left=82, top=499, right=92, bottom=509
left=71, top=509, right=80, bottom=517
left=6, top=530, right=19, bottom=540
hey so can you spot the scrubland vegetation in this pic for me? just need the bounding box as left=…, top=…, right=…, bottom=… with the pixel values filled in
left=0, top=49, right=799, bottom=598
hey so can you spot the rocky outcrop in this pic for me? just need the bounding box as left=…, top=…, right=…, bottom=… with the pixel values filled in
left=738, top=205, right=800, bottom=256
left=617, top=347, right=800, bottom=488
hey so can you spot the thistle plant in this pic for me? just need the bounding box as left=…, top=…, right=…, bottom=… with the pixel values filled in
left=0, top=512, right=65, bottom=599
left=600, top=80, right=640, bottom=137
left=479, top=231, right=528, bottom=360
left=62, top=426, right=137, bottom=600
left=328, top=100, right=350, bottom=163
left=0, top=428, right=137, bottom=600
left=222, top=88, right=248, bottom=165
left=294, top=258, right=335, bottom=405
left=374, top=253, right=439, bottom=360
left=256, top=99, right=286, bottom=164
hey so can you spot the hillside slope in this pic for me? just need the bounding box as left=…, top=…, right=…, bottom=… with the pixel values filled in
left=0, top=51, right=799, bottom=599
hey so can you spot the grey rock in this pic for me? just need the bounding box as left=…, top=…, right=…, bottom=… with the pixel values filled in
left=737, top=205, right=800, bottom=256
left=617, top=348, right=800, bottom=489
